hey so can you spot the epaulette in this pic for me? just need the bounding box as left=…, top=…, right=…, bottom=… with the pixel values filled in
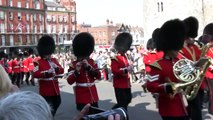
left=150, top=61, right=162, bottom=70
left=110, top=56, right=118, bottom=61
left=67, top=63, right=74, bottom=68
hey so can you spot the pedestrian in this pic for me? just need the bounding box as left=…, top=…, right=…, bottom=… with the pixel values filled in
left=146, top=19, right=189, bottom=120
left=111, top=32, right=133, bottom=111
left=33, top=35, right=64, bottom=116
left=66, top=32, right=101, bottom=111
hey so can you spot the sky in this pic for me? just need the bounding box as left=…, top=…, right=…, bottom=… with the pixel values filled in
left=76, top=0, right=143, bottom=27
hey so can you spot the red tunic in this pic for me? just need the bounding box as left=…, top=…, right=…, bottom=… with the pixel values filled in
left=12, top=59, right=20, bottom=73
left=7, top=60, right=13, bottom=74
left=22, top=58, right=29, bottom=73
left=205, top=48, right=213, bottom=79
left=28, top=56, right=34, bottom=71
left=111, top=54, right=131, bottom=88
left=146, top=57, right=188, bottom=117
left=67, top=59, right=101, bottom=104
left=180, top=43, right=205, bottom=89
left=143, top=51, right=164, bottom=73
left=33, top=57, right=64, bottom=96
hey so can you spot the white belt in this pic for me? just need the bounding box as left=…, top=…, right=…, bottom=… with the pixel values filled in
left=39, top=77, right=55, bottom=81
left=29, top=63, right=34, bottom=65
left=76, top=82, right=95, bottom=87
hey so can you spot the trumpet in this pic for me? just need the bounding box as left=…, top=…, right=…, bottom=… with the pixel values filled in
left=172, top=44, right=213, bottom=100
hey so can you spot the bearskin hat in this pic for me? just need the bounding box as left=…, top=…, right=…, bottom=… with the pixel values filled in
left=114, top=32, right=133, bottom=53
left=28, top=48, right=34, bottom=55
left=183, top=16, right=199, bottom=38
left=37, top=35, right=55, bottom=57
left=156, top=19, right=186, bottom=52
left=72, top=32, right=95, bottom=57
left=0, top=51, right=5, bottom=59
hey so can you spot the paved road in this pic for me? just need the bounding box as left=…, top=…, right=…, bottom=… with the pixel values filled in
left=21, top=79, right=213, bottom=120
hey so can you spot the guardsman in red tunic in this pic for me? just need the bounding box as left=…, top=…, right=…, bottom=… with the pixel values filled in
left=21, top=51, right=30, bottom=85
left=25, top=49, right=35, bottom=86
left=67, top=32, right=101, bottom=111
left=33, top=35, right=64, bottom=116
left=199, top=23, right=213, bottom=115
left=146, top=19, right=189, bottom=120
left=180, top=16, right=204, bottom=120
left=11, top=51, right=22, bottom=87
left=111, top=32, right=133, bottom=111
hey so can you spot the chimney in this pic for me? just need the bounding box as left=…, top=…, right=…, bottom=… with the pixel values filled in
left=106, top=19, right=109, bottom=25
left=110, top=20, right=113, bottom=25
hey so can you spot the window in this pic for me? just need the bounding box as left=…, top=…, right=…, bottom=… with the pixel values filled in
left=26, top=24, right=30, bottom=33
left=35, top=1, right=40, bottom=9
left=63, top=16, right=67, bottom=22
left=161, top=2, right=163, bottom=12
left=33, top=25, right=37, bottom=33
left=47, top=15, right=51, bottom=22
left=33, top=14, right=37, bottom=21
left=1, top=35, right=5, bottom=46
left=9, top=12, right=13, bottom=20
left=18, top=35, right=22, bottom=45
left=59, top=16, right=63, bottom=22
left=17, top=2, right=21, bottom=8
left=52, top=16, right=56, bottom=22
left=9, top=0, right=13, bottom=7
left=0, top=11, right=4, bottom=20
left=26, top=2, right=29, bottom=8
left=0, top=0, right=2, bottom=5
left=26, top=13, right=29, bottom=21
left=9, top=35, right=14, bottom=46
left=59, top=25, right=63, bottom=33
left=39, top=14, right=42, bottom=21
left=40, top=26, right=43, bottom=33
left=52, top=25, right=56, bottom=33
left=157, top=2, right=160, bottom=12
left=64, top=25, right=67, bottom=33
left=0, top=23, right=5, bottom=33
left=47, top=25, right=51, bottom=33
left=26, top=35, right=30, bottom=44
left=18, top=12, right=21, bottom=20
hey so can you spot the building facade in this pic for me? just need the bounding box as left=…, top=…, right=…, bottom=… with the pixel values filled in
left=143, top=0, right=213, bottom=42
left=45, top=0, right=76, bottom=45
left=78, top=20, right=119, bottom=46
left=0, top=0, right=45, bottom=49
left=0, top=0, right=76, bottom=53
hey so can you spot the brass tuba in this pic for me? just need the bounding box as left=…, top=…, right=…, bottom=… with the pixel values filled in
left=172, top=44, right=213, bottom=100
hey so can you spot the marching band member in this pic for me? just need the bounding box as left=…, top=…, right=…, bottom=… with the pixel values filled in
left=11, top=51, right=21, bottom=88
left=33, top=35, right=64, bottom=116
left=26, top=48, right=35, bottom=86
left=181, top=16, right=203, bottom=120
left=66, top=32, right=101, bottom=111
left=111, top=32, right=133, bottom=111
left=146, top=19, right=189, bottom=120
left=200, top=23, right=213, bottom=115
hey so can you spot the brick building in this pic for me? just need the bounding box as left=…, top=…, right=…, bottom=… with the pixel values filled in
left=78, top=20, right=119, bottom=46
left=0, top=0, right=76, bottom=53
left=0, top=0, right=45, bottom=49
left=45, top=0, right=76, bottom=45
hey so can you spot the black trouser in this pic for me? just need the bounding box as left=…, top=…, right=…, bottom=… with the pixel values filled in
left=76, top=102, right=98, bottom=111
left=162, top=116, right=189, bottom=120
left=112, top=88, right=132, bottom=111
left=206, top=79, right=213, bottom=114
left=12, top=73, right=21, bottom=87
left=187, top=89, right=204, bottom=120
left=43, top=95, right=61, bottom=116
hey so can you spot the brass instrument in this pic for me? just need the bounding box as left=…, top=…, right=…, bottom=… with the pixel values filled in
left=172, top=44, right=213, bottom=100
